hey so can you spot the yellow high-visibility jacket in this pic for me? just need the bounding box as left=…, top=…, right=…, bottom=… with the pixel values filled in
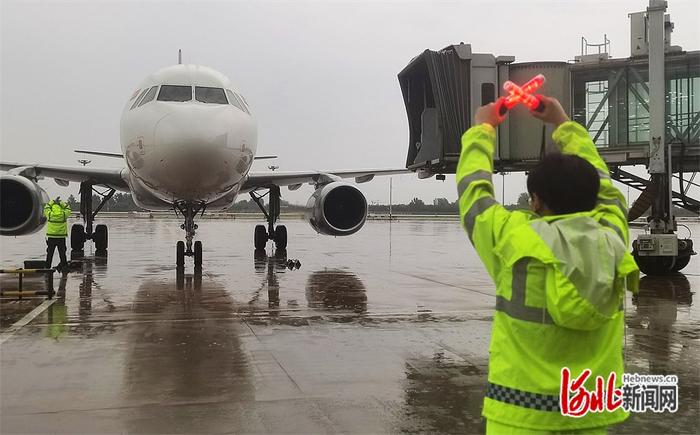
left=456, top=121, right=639, bottom=431
left=44, top=200, right=71, bottom=238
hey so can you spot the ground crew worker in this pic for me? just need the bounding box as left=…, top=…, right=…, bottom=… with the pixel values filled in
left=457, top=96, right=640, bottom=434
left=44, top=196, right=71, bottom=272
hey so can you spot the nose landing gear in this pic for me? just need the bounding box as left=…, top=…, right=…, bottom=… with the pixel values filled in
left=250, top=185, right=287, bottom=250
left=174, top=200, right=205, bottom=270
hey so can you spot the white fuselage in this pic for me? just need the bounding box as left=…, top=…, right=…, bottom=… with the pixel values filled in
left=120, top=64, right=257, bottom=209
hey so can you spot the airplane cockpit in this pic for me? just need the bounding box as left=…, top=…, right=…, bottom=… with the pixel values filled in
left=158, top=85, right=191, bottom=102
left=127, top=84, right=251, bottom=114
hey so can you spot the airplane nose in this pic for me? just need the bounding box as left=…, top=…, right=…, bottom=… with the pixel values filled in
left=153, top=106, right=242, bottom=199
left=155, top=106, right=234, bottom=151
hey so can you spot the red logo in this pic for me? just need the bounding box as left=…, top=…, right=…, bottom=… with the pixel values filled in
left=560, top=368, right=623, bottom=417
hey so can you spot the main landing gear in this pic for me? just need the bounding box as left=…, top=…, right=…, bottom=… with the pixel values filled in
left=250, top=185, right=287, bottom=250
left=71, top=181, right=114, bottom=257
left=174, top=200, right=205, bottom=270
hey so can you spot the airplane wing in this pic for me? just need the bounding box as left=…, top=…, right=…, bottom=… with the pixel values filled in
left=2, top=160, right=411, bottom=194
left=75, top=149, right=124, bottom=158
left=0, top=162, right=129, bottom=191
left=242, top=168, right=411, bottom=192
left=75, top=149, right=277, bottom=160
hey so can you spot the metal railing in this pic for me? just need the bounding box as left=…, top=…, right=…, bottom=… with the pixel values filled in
left=0, top=268, right=56, bottom=299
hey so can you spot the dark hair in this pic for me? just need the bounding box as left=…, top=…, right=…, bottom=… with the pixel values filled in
left=526, top=153, right=600, bottom=214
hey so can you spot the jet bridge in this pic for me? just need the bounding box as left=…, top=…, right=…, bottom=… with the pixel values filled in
left=399, top=0, right=699, bottom=275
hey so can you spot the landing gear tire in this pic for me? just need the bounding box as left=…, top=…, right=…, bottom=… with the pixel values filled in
left=74, top=181, right=114, bottom=255
left=176, top=241, right=185, bottom=268
left=71, top=224, right=86, bottom=251
left=633, top=254, right=677, bottom=276
left=194, top=240, right=203, bottom=269
left=674, top=239, right=695, bottom=273
left=672, top=255, right=691, bottom=272
left=94, top=224, right=108, bottom=253
left=254, top=225, right=267, bottom=250
left=274, top=225, right=287, bottom=250
left=633, top=239, right=695, bottom=275
left=174, top=200, right=205, bottom=269
left=251, top=186, right=289, bottom=251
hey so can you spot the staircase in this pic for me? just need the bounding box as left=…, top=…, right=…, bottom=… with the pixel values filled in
left=610, top=167, right=700, bottom=214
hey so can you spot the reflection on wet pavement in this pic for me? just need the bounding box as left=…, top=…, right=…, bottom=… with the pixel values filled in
left=615, top=273, right=699, bottom=434
left=401, top=352, right=486, bottom=433
left=306, top=269, right=367, bottom=312
left=0, top=219, right=698, bottom=433
left=123, top=274, right=254, bottom=434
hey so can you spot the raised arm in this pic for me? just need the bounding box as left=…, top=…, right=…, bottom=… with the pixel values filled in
left=62, top=201, right=72, bottom=218
left=43, top=201, right=52, bottom=219
left=456, top=104, right=530, bottom=280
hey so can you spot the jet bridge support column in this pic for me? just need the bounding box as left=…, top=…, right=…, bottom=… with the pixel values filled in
left=632, top=0, right=695, bottom=275
left=647, top=0, right=671, bottom=228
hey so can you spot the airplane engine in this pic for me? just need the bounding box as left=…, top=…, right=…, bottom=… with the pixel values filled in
left=0, top=174, right=49, bottom=236
left=305, top=182, right=367, bottom=236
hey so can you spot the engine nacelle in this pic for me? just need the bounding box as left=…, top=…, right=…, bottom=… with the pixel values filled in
left=0, top=174, right=49, bottom=236
left=305, top=182, right=367, bottom=236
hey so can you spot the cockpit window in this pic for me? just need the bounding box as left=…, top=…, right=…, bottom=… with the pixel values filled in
left=129, top=88, right=141, bottom=101
left=130, top=88, right=150, bottom=110
left=195, top=87, right=228, bottom=104
left=238, top=93, right=251, bottom=113
left=138, top=86, right=159, bottom=107
left=157, top=85, right=192, bottom=102
left=239, top=94, right=249, bottom=107
left=226, top=89, right=249, bottom=114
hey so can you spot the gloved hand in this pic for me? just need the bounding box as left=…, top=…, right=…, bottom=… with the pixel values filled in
left=474, top=102, right=503, bottom=128
left=529, top=96, right=570, bottom=127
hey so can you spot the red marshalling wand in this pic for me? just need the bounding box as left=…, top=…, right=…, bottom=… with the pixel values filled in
left=497, top=74, right=546, bottom=116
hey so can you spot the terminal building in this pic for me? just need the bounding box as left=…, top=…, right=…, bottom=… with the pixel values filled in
left=398, top=0, right=698, bottom=275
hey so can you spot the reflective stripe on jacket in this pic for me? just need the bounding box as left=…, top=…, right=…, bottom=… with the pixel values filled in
left=456, top=121, right=639, bottom=431
left=44, top=201, right=71, bottom=238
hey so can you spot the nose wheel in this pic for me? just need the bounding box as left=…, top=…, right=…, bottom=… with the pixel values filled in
left=176, top=240, right=203, bottom=268
left=250, top=186, right=288, bottom=250
left=174, top=200, right=205, bottom=270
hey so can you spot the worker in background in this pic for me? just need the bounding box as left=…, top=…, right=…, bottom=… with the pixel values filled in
left=457, top=96, right=640, bottom=434
left=44, top=196, right=71, bottom=273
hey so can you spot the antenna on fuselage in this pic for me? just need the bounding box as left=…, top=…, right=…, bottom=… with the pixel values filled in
left=178, top=49, right=182, bottom=65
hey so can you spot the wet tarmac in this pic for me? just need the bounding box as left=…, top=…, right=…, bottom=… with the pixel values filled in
left=0, top=218, right=698, bottom=434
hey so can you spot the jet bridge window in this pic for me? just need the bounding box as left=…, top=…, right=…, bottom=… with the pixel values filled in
left=195, top=86, right=228, bottom=104
left=137, top=86, right=159, bottom=107
left=226, top=89, right=249, bottom=114
left=157, top=85, right=192, bottom=102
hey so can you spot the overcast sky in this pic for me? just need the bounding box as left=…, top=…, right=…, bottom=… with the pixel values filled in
left=2, top=0, right=699, bottom=206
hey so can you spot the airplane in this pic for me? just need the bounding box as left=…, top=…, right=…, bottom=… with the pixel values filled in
left=0, top=63, right=409, bottom=269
